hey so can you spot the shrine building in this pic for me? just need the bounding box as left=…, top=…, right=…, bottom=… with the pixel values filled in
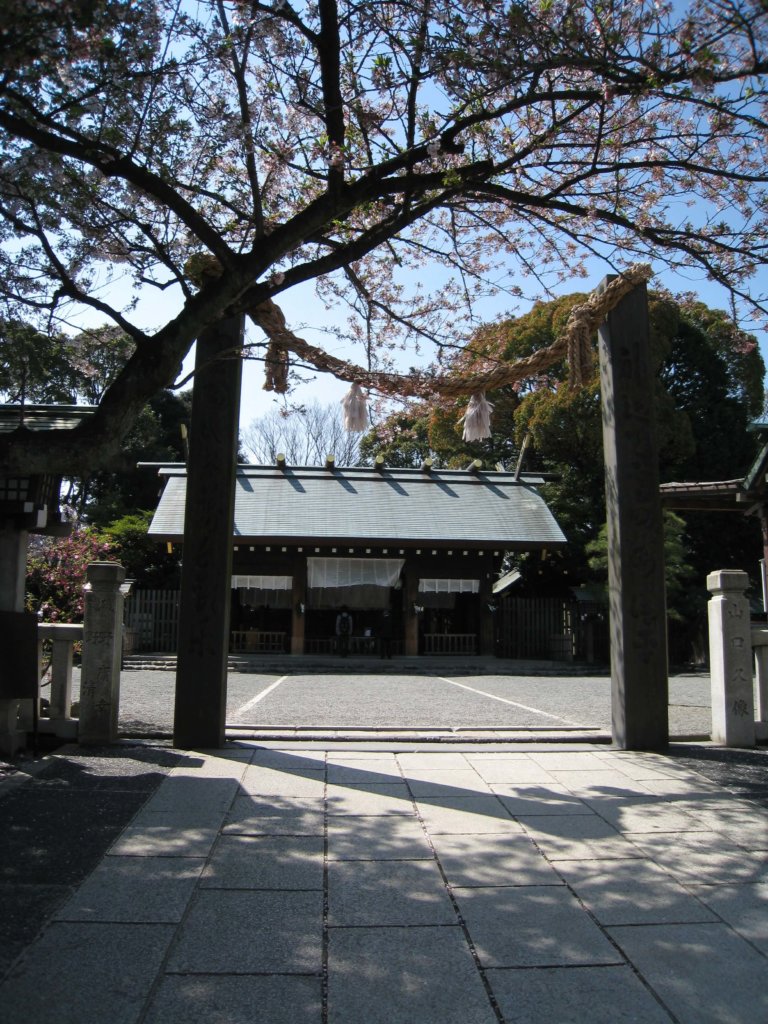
left=147, top=459, right=566, bottom=658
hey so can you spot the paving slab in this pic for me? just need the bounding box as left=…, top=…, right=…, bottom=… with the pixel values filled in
left=455, top=884, right=622, bottom=967
left=0, top=921, right=175, bottom=1024
left=627, top=830, right=768, bottom=884
left=327, top=814, right=433, bottom=860
left=326, top=781, right=413, bottom=816
left=327, top=925, right=497, bottom=1024
left=555, top=857, right=718, bottom=925
left=4, top=741, right=768, bottom=1024
left=690, top=881, right=768, bottom=955
left=416, top=794, right=522, bottom=835
left=485, top=964, right=675, bottom=1023
left=466, top=758, right=561, bottom=785
left=248, top=748, right=327, bottom=767
left=490, top=783, right=593, bottom=816
left=108, top=822, right=221, bottom=858
left=55, top=856, right=205, bottom=922
left=549, top=768, right=658, bottom=797
left=585, top=795, right=711, bottom=834
left=690, top=805, right=768, bottom=850
left=608, top=921, right=768, bottom=1023
left=241, top=765, right=326, bottom=798
left=519, top=812, right=644, bottom=860
left=405, top=770, right=493, bottom=797
left=142, top=975, right=322, bottom=1024
left=327, top=760, right=399, bottom=785
left=201, top=834, right=324, bottom=889
left=529, top=751, right=610, bottom=772
left=223, top=793, right=325, bottom=835
left=328, top=858, right=456, bottom=926
left=139, top=774, right=240, bottom=813
left=430, top=831, right=563, bottom=887
left=167, top=889, right=323, bottom=973
left=395, top=752, right=473, bottom=770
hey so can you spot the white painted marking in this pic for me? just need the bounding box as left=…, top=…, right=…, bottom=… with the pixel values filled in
left=234, top=675, right=288, bottom=718
left=438, top=677, right=583, bottom=727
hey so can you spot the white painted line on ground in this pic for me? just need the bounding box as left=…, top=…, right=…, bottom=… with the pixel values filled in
left=234, top=675, right=289, bottom=718
left=438, top=677, right=584, bottom=727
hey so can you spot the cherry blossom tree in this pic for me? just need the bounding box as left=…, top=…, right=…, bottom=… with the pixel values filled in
left=1, top=0, right=768, bottom=474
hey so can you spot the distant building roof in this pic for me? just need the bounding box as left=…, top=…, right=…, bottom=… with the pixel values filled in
left=148, top=464, right=567, bottom=550
left=0, top=404, right=96, bottom=433
left=659, top=479, right=746, bottom=511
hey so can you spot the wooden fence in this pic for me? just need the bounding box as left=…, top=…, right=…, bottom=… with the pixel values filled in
left=124, top=589, right=180, bottom=653
left=495, top=597, right=609, bottom=663
left=124, top=588, right=610, bottom=664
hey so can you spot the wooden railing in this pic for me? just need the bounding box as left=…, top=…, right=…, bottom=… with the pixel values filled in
left=305, top=636, right=402, bottom=656
left=230, top=630, right=287, bottom=653
left=423, top=633, right=477, bottom=655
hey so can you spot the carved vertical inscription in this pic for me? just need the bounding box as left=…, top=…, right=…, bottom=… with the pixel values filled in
left=598, top=278, right=669, bottom=750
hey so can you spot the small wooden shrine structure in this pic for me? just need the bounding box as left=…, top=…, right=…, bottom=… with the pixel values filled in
left=148, top=460, right=566, bottom=657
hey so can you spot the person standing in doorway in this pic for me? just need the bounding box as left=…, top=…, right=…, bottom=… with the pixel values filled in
left=379, top=608, right=393, bottom=659
left=335, top=605, right=353, bottom=657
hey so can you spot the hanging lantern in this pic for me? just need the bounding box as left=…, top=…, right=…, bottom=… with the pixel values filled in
left=460, top=392, right=493, bottom=442
left=341, top=383, right=368, bottom=431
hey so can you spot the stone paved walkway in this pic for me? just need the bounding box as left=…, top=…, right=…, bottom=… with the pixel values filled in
left=2, top=742, right=768, bottom=1023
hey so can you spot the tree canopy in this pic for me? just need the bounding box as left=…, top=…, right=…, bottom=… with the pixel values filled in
left=361, top=290, right=766, bottom=607
left=2, top=0, right=768, bottom=474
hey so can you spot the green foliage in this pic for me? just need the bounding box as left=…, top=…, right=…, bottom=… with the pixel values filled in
left=586, top=512, right=696, bottom=621
left=367, top=290, right=765, bottom=614
left=78, top=388, right=191, bottom=525
left=101, top=509, right=180, bottom=587
left=0, top=320, right=134, bottom=405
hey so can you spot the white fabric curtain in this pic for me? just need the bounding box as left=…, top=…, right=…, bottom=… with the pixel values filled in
left=232, top=575, right=293, bottom=610
left=418, top=578, right=480, bottom=594
left=309, top=585, right=391, bottom=611
left=232, top=575, right=293, bottom=590
left=308, top=557, right=404, bottom=589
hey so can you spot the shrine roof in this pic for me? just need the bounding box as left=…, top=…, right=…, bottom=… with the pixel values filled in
left=147, top=463, right=567, bottom=549
left=0, top=404, right=96, bottom=433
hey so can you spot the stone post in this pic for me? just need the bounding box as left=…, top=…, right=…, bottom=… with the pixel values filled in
left=79, top=562, right=126, bottom=746
left=707, top=570, right=755, bottom=748
left=751, top=625, right=768, bottom=741
left=39, top=622, right=83, bottom=719
left=0, top=524, right=30, bottom=755
left=598, top=276, right=669, bottom=750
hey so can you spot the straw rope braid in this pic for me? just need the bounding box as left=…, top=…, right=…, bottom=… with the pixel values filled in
left=249, top=263, right=653, bottom=399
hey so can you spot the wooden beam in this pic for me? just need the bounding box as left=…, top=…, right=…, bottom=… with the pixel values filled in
left=174, top=315, right=243, bottom=749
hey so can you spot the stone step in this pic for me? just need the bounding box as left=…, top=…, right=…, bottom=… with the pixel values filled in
left=121, top=653, right=600, bottom=675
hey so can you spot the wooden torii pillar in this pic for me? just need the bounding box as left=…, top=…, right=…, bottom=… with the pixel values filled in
left=174, top=315, right=243, bottom=749
left=598, top=276, right=669, bottom=750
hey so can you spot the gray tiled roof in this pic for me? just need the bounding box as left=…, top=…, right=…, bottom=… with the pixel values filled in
left=0, top=404, right=96, bottom=433
left=148, top=465, right=566, bottom=549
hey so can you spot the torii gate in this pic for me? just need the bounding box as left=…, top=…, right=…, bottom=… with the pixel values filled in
left=172, top=273, right=669, bottom=751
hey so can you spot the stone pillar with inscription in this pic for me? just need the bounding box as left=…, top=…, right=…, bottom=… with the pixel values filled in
left=598, top=276, right=669, bottom=750
left=707, top=569, right=755, bottom=748
left=79, top=562, right=126, bottom=746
